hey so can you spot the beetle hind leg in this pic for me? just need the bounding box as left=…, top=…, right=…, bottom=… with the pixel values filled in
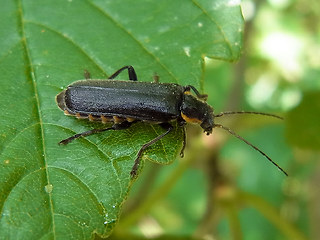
left=130, top=122, right=173, bottom=178
left=59, top=127, right=111, bottom=145
left=58, top=121, right=135, bottom=145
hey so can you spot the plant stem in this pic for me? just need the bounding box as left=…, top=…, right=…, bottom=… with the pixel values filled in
left=239, top=191, right=308, bottom=240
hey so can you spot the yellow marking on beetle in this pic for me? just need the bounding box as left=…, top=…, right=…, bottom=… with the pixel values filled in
left=75, top=113, right=88, bottom=119
left=113, top=116, right=124, bottom=123
left=184, top=91, right=191, bottom=95
left=126, top=117, right=136, bottom=122
left=64, top=110, right=71, bottom=115
left=181, top=112, right=202, bottom=124
left=101, top=115, right=107, bottom=123
left=88, top=114, right=95, bottom=121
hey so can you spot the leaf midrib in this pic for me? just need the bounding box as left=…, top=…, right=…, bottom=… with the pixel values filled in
left=18, top=0, right=56, bottom=237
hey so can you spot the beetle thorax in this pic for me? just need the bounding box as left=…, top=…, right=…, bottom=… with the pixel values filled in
left=180, top=94, right=214, bottom=135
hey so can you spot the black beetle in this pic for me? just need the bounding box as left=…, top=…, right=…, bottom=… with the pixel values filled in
left=56, top=66, right=287, bottom=177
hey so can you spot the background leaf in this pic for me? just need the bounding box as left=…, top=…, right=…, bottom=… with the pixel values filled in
left=285, top=91, right=320, bottom=150
left=0, top=0, right=243, bottom=239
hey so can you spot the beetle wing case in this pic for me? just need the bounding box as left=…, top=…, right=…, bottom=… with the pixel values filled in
left=57, top=80, right=185, bottom=123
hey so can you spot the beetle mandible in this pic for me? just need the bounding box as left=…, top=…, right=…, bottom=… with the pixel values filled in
left=56, top=65, right=287, bottom=177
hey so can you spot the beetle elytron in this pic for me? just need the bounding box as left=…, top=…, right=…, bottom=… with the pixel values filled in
left=56, top=66, right=287, bottom=177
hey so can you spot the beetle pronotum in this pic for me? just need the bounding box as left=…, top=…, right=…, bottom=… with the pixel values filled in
left=56, top=66, right=287, bottom=177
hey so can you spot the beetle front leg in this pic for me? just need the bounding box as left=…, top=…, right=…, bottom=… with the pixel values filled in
left=108, top=65, right=138, bottom=81
left=177, top=118, right=187, bottom=158
left=180, top=125, right=186, bottom=158
left=130, top=122, right=173, bottom=178
left=59, top=121, right=134, bottom=145
left=184, top=85, right=208, bottom=101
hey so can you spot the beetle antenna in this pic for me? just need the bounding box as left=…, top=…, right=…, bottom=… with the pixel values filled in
left=214, top=111, right=283, bottom=120
left=213, top=123, right=288, bottom=176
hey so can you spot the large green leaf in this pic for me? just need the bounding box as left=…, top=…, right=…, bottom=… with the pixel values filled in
left=0, top=0, right=243, bottom=239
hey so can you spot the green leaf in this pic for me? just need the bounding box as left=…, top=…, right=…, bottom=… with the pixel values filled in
left=285, top=91, right=320, bottom=150
left=0, top=0, right=243, bottom=239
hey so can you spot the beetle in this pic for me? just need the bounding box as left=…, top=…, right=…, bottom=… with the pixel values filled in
left=56, top=65, right=287, bottom=177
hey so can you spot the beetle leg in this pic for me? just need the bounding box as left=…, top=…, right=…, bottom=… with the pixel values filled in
left=180, top=125, right=186, bottom=158
left=59, top=121, right=134, bottom=145
left=184, top=85, right=208, bottom=101
left=84, top=70, right=91, bottom=79
left=59, top=128, right=113, bottom=145
left=153, top=73, right=160, bottom=83
left=177, top=118, right=187, bottom=157
left=130, top=122, right=173, bottom=178
left=108, top=65, right=138, bottom=81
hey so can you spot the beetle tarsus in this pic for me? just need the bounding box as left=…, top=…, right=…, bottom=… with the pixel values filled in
left=130, top=166, right=138, bottom=178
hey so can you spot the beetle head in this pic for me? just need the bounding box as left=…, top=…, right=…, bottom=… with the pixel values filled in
left=181, top=94, right=214, bottom=135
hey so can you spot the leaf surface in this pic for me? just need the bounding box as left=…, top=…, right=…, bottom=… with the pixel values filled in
left=0, top=0, right=243, bottom=239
